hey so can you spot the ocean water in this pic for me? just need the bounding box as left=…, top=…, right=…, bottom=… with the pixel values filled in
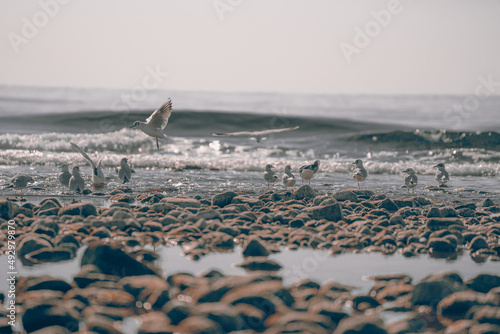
left=1, top=86, right=499, bottom=331
left=0, top=85, right=499, bottom=197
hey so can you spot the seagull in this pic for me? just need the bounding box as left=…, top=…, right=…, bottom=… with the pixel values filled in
left=130, top=98, right=173, bottom=149
left=7, top=174, right=34, bottom=190
left=212, top=126, right=299, bottom=143
left=69, top=166, right=85, bottom=193
left=352, top=159, right=367, bottom=189
left=402, top=168, right=418, bottom=193
left=58, top=164, right=72, bottom=187
left=70, top=142, right=105, bottom=187
left=118, top=158, right=132, bottom=183
left=433, top=163, right=449, bottom=187
left=264, top=164, right=279, bottom=188
left=299, top=160, right=320, bottom=185
left=282, top=165, right=296, bottom=189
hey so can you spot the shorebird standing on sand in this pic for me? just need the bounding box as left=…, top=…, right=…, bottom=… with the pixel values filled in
left=130, top=98, right=173, bottom=149
left=118, top=158, right=132, bottom=184
left=299, top=160, right=320, bottom=185
left=264, top=164, right=279, bottom=188
left=58, top=164, right=71, bottom=187
left=69, top=166, right=85, bottom=193
left=282, top=165, right=296, bottom=189
left=402, top=168, right=418, bottom=193
left=7, top=174, right=34, bottom=190
left=433, top=163, right=449, bottom=187
left=352, top=159, right=367, bottom=189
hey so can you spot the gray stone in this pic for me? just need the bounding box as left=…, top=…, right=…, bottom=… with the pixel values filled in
left=294, top=185, right=318, bottom=201
left=332, top=190, right=358, bottom=202
left=81, top=242, right=158, bottom=277
left=212, top=191, right=238, bottom=208
left=242, top=237, right=270, bottom=257
left=0, top=198, right=16, bottom=220
left=333, top=315, right=387, bottom=334
left=466, top=274, right=500, bottom=293
left=59, top=202, right=97, bottom=217
left=306, top=203, right=343, bottom=221
left=411, top=280, right=457, bottom=309
left=161, top=197, right=201, bottom=208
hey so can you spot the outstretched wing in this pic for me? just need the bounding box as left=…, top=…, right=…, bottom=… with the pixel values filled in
left=212, top=130, right=258, bottom=137
left=258, top=126, right=300, bottom=135
left=96, top=159, right=105, bottom=180
left=146, top=98, right=172, bottom=130
left=213, top=126, right=299, bottom=138
left=70, top=142, right=96, bottom=170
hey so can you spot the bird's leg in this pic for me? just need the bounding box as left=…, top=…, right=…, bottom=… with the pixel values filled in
left=156, top=138, right=159, bottom=150
left=358, top=182, right=360, bottom=189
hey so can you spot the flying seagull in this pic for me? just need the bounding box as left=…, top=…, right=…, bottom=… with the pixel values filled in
left=130, top=98, right=173, bottom=149
left=212, top=126, right=300, bottom=143
left=70, top=142, right=105, bottom=187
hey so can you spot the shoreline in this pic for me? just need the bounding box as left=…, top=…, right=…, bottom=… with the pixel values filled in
left=1, top=186, right=500, bottom=333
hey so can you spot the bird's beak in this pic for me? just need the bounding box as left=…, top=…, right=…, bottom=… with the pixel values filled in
left=352, top=162, right=356, bottom=165
left=432, top=165, right=438, bottom=168
left=130, top=125, right=135, bottom=128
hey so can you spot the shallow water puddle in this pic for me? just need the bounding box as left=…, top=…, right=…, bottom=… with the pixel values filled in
left=1, top=246, right=498, bottom=296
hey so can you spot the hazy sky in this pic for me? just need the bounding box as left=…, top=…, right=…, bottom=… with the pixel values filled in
left=1, top=0, right=500, bottom=95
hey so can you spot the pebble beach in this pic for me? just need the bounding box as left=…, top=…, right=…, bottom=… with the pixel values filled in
left=1, top=184, right=500, bottom=333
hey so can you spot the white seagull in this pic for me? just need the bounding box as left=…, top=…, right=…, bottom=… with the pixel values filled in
left=130, top=98, right=173, bottom=149
left=402, top=168, right=418, bottom=193
left=352, top=159, right=368, bottom=189
left=58, top=164, right=72, bottom=187
left=264, top=164, right=279, bottom=188
left=282, top=165, right=296, bottom=189
left=433, top=163, right=449, bottom=186
left=299, top=160, right=320, bottom=185
left=70, top=142, right=105, bottom=187
left=69, top=166, right=85, bottom=193
left=118, top=158, right=132, bottom=183
left=212, top=126, right=299, bottom=143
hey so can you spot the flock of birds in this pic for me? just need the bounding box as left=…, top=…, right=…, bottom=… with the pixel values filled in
left=263, top=159, right=450, bottom=193
left=5, top=98, right=173, bottom=193
left=3, top=97, right=451, bottom=194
